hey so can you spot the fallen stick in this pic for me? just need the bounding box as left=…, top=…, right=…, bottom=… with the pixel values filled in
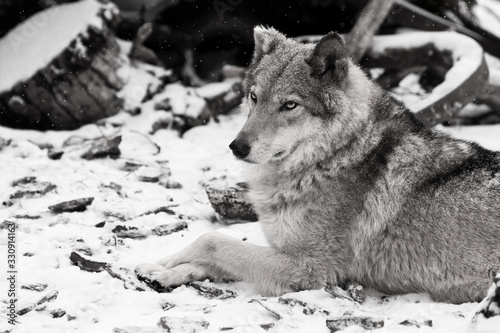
left=345, top=0, right=397, bottom=63
left=251, top=299, right=282, bottom=320
left=188, top=282, right=237, bottom=300
left=70, top=251, right=147, bottom=291
left=17, top=290, right=59, bottom=316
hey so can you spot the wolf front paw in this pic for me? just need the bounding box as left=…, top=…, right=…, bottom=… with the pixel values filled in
left=135, top=263, right=165, bottom=277
left=137, top=273, right=175, bottom=293
left=135, top=263, right=175, bottom=292
left=135, top=263, right=209, bottom=293
left=135, top=267, right=179, bottom=293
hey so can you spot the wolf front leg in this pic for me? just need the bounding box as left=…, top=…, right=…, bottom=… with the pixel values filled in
left=136, top=231, right=325, bottom=295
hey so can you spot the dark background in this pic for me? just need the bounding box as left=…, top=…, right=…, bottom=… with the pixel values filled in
left=0, top=0, right=480, bottom=79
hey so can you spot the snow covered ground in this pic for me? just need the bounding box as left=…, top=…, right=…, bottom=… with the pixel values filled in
left=0, top=59, right=498, bottom=333
left=1, top=14, right=500, bottom=333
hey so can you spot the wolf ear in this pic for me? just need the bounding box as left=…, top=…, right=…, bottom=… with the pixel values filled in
left=251, top=26, right=286, bottom=63
left=306, top=32, right=348, bottom=83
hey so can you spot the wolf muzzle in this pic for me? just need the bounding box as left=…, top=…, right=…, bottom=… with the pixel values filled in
left=229, top=139, right=250, bottom=159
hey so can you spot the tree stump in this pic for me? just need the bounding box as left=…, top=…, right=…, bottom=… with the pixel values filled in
left=0, top=0, right=125, bottom=130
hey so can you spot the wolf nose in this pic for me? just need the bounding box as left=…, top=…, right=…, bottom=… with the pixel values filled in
left=229, top=140, right=250, bottom=159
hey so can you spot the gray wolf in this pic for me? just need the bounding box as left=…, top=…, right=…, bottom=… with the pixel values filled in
left=136, top=26, right=500, bottom=304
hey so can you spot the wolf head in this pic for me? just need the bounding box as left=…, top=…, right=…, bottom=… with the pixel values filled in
left=230, top=26, right=375, bottom=165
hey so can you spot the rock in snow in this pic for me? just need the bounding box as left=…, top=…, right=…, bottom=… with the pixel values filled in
left=326, top=316, right=384, bottom=332
left=81, top=136, right=122, bottom=160
left=70, top=251, right=108, bottom=273
left=204, top=178, right=258, bottom=224
left=48, top=197, right=94, bottom=213
left=10, top=178, right=56, bottom=200
left=112, top=225, right=148, bottom=239
left=151, top=222, right=188, bottom=236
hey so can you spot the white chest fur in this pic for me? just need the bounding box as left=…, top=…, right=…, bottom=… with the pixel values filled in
left=244, top=164, right=310, bottom=250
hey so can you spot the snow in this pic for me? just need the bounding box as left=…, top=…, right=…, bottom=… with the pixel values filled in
left=485, top=54, right=500, bottom=86
left=474, top=0, right=500, bottom=39
left=439, top=124, right=500, bottom=151
left=1, top=99, right=499, bottom=333
left=0, top=0, right=115, bottom=93
left=0, top=30, right=499, bottom=333
left=196, top=79, right=240, bottom=99
left=391, top=72, right=428, bottom=106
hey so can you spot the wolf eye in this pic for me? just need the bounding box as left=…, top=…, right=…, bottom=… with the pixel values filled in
left=282, top=101, right=298, bottom=111
left=250, top=92, right=257, bottom=102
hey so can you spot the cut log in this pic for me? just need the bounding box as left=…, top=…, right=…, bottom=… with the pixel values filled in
left=0, top=0, right=125, bottom=130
